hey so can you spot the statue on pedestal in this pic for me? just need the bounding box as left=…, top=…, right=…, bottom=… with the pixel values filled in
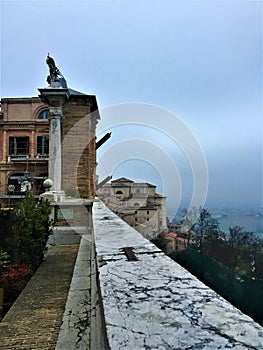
left=46, top=54, right=67, bottom=88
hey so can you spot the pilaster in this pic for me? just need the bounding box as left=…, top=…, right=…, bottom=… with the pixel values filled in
left=3, top=131, right=7, bottom=162
left=31, top=130, right=35, bottom=158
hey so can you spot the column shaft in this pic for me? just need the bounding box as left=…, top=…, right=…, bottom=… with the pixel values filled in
left=49, top=110, right=62, bottom=191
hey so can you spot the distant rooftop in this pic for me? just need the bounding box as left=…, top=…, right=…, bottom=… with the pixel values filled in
left=111, top=177, right=134, bottom=183
left=111, top=177, right=156, bottom=188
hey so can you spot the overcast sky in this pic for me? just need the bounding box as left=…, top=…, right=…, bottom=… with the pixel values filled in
left=1, top=0, right=262, bottom=216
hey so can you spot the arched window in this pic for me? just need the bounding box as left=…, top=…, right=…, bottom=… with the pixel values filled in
left=115, top=190, right=123, bottom=198
left=134, top=202, right=140, bottom=208
left=38, top=110, right=49, bottom=119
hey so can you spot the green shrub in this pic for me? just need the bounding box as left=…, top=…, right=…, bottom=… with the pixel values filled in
left=11, top=194, right=51, bottom=271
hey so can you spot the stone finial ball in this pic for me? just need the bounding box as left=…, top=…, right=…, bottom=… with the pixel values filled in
left=43, top=178, right=53, bottom=189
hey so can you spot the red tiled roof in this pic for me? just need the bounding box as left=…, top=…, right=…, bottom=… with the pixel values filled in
left=176, top=237, right=188, bottom=243
left=164, top=233, right=188, bottom=244
left=165, top=232, right=177, bottom=239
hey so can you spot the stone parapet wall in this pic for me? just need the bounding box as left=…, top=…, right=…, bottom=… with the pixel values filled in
left=93, top=201, right=263, bottom=349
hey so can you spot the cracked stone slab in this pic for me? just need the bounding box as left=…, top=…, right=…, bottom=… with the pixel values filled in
left=93, top=201, right=263, bottom=350
left=56, top=233, right=91, bottom=350
left=55, top=290, right=91, bottom=349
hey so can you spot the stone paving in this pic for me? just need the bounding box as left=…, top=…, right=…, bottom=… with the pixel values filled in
left=0, top=244, right=79, bottom=350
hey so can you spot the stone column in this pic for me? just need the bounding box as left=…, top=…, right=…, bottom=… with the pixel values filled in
left=38, top=88, right=69, bottom=200
left=49, top=107, right=63, bottom=191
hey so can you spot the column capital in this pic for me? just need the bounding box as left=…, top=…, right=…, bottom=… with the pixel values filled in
left=38, top=87, right=69, bottom=106
left=49, top=106, right=63, bottom=116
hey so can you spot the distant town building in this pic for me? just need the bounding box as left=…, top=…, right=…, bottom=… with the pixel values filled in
left=97, top=177, right=167, bottom=239
left=163, top=232, right=188, bottom=254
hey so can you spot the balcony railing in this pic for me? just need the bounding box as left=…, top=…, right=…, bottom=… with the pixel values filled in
left=8, top=155, right=49, bottom=162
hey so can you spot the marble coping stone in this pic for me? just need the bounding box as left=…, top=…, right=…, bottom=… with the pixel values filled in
left=50, top=198, right=99, bottom=206
left=93, top=201, right=263, bottom=350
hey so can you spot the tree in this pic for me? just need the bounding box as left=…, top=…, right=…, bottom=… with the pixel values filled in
left=228, top=225, right=263, bottom=276
left=229, top=225, right=259, bottom=247
left=229, top=226, right=244, bottom=244
left=192, top=208, right=220, bottom=251
left=179, top=207, right=200, bottom=229
left=11, top=194, right=51, bottom=272
left=199, top=209, right=220, bottom=236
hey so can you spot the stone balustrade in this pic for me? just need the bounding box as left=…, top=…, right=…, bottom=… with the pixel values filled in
left=93, top=201, right=263, bottom=349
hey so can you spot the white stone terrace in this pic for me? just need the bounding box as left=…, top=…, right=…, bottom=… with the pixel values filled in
left=93, top=201, right=263, bottom=349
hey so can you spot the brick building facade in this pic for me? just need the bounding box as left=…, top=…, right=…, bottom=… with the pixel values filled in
left=0, top=91, right=100, bottom=206
left=0, top=97, right=49, bottom=204
left=60, top=91, right=99, bottom=199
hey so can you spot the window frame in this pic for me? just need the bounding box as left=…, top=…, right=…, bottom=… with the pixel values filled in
left=9, top=136, right=30, bottom=156
left=38, top=110, right=49, bottom=120
left=37, top=135, right=49, bottom=156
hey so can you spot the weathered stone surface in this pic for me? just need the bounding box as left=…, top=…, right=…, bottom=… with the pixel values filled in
left=56, top=230, right=108, bottom=350
left=56, top=236, right=92, bottom=350
left=93, top=201, right=263, bottom=350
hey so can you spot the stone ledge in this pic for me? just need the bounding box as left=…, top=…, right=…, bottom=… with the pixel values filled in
left=55, top=232, right=108, bottom=350
left=55, top=238, right=92, bottom=350
left=93, top=201, right=263, bottom=350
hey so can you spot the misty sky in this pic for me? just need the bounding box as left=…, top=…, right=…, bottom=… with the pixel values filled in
left=1, top=0, right=262, bottom=217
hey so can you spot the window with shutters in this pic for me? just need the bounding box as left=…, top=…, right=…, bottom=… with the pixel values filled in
left=37, top=136, right=49, bottom=155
